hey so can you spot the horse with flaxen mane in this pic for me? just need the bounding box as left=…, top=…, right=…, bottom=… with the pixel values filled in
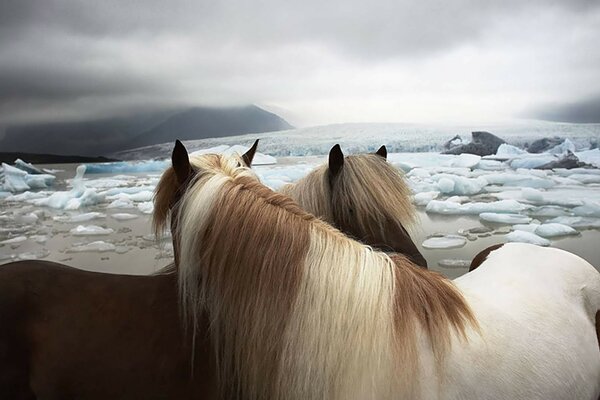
left=164, top=149, right=600, bottom=400
left=280, top=143, right=427, bottom=267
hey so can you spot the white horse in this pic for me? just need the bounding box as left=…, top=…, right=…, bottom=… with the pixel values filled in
left=163, top=145, right=600, bottom=400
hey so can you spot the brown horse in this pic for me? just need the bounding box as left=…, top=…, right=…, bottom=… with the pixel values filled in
left=0, top=140, right=425, bottom=399
left=280, top=144, right=427, bottom=267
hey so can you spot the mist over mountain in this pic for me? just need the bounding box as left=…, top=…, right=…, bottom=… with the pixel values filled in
left=0, top=105, right=292, bottom=157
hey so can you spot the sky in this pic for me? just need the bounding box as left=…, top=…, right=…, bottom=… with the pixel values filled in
left=1, top=0, right=599, bottom=127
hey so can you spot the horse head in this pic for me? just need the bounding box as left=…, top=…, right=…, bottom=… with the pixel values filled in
left=153, top=139, right=259, bottom=266
left=326, top=144, right=428, bottom=267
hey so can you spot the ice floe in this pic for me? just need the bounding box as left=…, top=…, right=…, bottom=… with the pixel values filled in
left=426, top=199, right=529, bottom=215
left=53, top=212, right=106, bottom=223
left=505, top=231, right=550, bottom=246
left=110, top=213, right=139, bottom=221
left=0, top=236, right=27, bottom=245
left=480, top=213, right=532, bottom=224
left=69, top=225, right=114, bottom=236
left=422, top=235, right=467, bottom=249
left=67, top=241, right=116, bottom=253
left=534, top=223, right=578, bottom=237
left=438, top=259, right=471, bottom=269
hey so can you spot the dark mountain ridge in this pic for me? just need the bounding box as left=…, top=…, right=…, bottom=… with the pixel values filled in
left=0, top=105, right=292, bottom=156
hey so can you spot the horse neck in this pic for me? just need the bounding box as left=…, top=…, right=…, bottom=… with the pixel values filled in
left=280, top=167, right=334, bottom=224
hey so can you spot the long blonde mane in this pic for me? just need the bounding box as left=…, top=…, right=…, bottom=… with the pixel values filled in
left=160, top=153, right=476, bottom=400
left=280, top=154, right=417, bottom=239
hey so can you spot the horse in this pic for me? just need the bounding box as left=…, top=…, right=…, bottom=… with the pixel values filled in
left=164, top=150, right=600, bottom=399
left=0, top=139, right=425, bottom=398
left=280, top=144, right=427, bottom=267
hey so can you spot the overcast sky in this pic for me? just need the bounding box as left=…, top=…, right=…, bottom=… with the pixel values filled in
left=1, top=0, right=599, bottom=127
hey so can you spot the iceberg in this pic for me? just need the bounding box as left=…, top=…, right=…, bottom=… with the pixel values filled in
left=438, top=259, right=471, bottom=269
left=480, top=213, right=532, bottom=224
left=110, top=213, right=139, bottom=221
left=426, top=199, right=529, bottom=215
left=1, top=163, right=30, bottom=192
left=413, top=191, right=439, bottom=206
left=53, top=212, right=106, bottom=223
left=534, top=223, right=578, bottom=237
left=422, top=235, right=467, bottom=249
left=504, top=231, right=550, bottom=246
left=0, top=236, right=27, bottom=245
left=84, top=160, right=170, bottom=174
left=137, top=202, right=154, bottom=214
left=512, top=223, right=540, bottom=233
left=14, top=159, right=45, bottom=174
left=431, top=174, right=487, bottom=196
left=495, top=144, right=526, bottom=157
left=547, top=216, right=600, bottom=229
left=572, top=202, right=600, bottom=218
left=69, top=225, right=114, bottom=236
left=67, top=241, right=116, bottom=253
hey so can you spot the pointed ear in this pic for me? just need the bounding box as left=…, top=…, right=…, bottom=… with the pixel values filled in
left=241, top=139, right=259, bottom=167
left=329, top=144, right=344, bottom=177
left=172, top=140, right=191, bottom=185
left=375, top=145, right=387, bottom=160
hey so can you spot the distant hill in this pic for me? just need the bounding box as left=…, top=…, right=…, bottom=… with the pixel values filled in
left=125, top=105, right=292, bottom=150
left=0, top=105, right=293, bottom=156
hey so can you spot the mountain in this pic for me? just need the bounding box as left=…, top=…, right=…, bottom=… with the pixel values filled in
left=125, top=105, right=292, bottom=150
left=0, top=105, right=293, bottom=156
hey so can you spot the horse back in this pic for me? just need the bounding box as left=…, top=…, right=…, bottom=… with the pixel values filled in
left=0, top=260, right=217, bottom=399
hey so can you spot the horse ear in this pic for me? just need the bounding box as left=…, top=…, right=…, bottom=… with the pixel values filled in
left=375, top=145, right=387, bottom=160
left=329, top=144, right=344, bottom=177
left=172, top=140, right=191, bottom=185
left=241, top=139, right=259, bottom=167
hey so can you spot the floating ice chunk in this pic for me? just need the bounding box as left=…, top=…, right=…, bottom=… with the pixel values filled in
left=30, top=235, right=48, bottom=243
left=475, top=159, right=505, bottom=170
left=14, top=159, right=44, bottom=174
left=407, top=168, right=431, bottom=178
left=0, top=236, right=27, bottom=244
left=70, top=225, right=114, bottom=236
left=572, top=202, right=600, bottom=218
left=450, top=154, right=481, bottom=168
left=413, top=191, right=439, bottom=206
left=505, top=231, right=550, bottom=246
left=437, top=177, right=455, bottom=193
left=137, top=201, right=154, bottom=214
left=568, top=174, right=600, bottom=184
left=102, top=186, right=156, bottom=196
left=496, top=144, right=526, bottom=157
left=530, top=206, right=570, bottom=217
left=574, top=149, right=600, bottom=167
left=5, top=191, right=49, bottom=202
left=547, top=216, right=600, bottom=229
left=510, top=155, right=556, bottom=169
left=480, top=213, right=532, bottom=224
left=547, top=138, right=575, bottom=155
left=107, top=198, right=135, bottom=209
left=438, top=259, right=471, bottom=269
left=15, top=212, right=38, bottom=224
left=110, top=213, right=138, bottom=221
left=521, top=188, right=544, bottom=202
left=106, top=191, right=153, bottom=202
left=0, top=191, right=10, bottom=199
left=483, top=173, right=553, bottom=189
left=67, top=241, right=116, bottom=253
left=1, top=163, right=30, bottom=192
left=432, top=174, right=487, bottom=196
left=534, top=223, right=578, bottom=237
left=17, top=249, right=50, bottom=260
left=84, top=160, right=170, bottom=174
left=426, top=199, right=529, bottom=215
left=53, top=212, right=106, bottom=223
left=422, top=235, right=467, bottom=249
left=512, top=223, right=540, bottom=233
left=24, top=174, right=55, bottom=189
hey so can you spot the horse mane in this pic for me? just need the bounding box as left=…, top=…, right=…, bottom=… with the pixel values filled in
left=282, top=154, right=417, bottom=238
left=174, top=153, right=476, bottom=399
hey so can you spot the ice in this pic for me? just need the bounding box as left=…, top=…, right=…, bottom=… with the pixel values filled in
left=137, top=201, right=154, bottom=214
left=102, top=186, right=156, bottom=196
left=84, top=160, right=170, bottom=174
left=426, top=199, right=529, bottom=215
left=510, top=155, right=556, bottom=169
left=107, top=198, right=135, bottom=209
left=16, top=249, right=50, bottom=260
left=438, top=259, right=471, bottom=269
left=482, top=173, right=554, bottom=188
left=573, top=202, right=600, bottom=218
left=67, top=241, right=116, bottom=253
left=547, top=138, right=576, bottom=154
left=475, top=159, right=505, bottom=170
left=422, top=235, right=467, bottom=249
left=574, top=149, right=600, bottom=167
left=30, top=166, right=105, bottom=210
left=480, top=213, right=532, bottom=224
left=568, top=174, right=600, bottom=184
left=413, top=191, right=439, bottom=206
left=449, top=154, right=481, bottom=168
left=5, top=191, right=49, bottom=202
left=407, top=168, right=431, bottom=178
left=70, top=225, right=114, bottom=235
left=496, top=144, right=526, bottom=157
left=53, top=212, right=106, bottom=223
left=534, top=223, right=578, bottom=237
left=0, top=236, right=27, bottom=244
left=14, top=159, right=45, bottom=174
left=505, top=231, right=550, bottom=246
left=1, top=163, right=30, bottom=192
left=15, top=212, right=38, bottom=224
left=191, top=144, right=277, bottom=165
left=530, top=206, right=570, bottom=217
left=110, top=213, right=138, bottom=221
left=106, top=190, right=153, bottom=202
left=431, top=174, right=487, bottom=196
left=547, top=216, right=600, bottom=229
left=30, top=235, right=48, bottom=244
left=512, top=223, right=540, bottom=233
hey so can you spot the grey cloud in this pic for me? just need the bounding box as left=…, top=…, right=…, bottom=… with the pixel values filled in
left=528, top=95, right=600, bottom=123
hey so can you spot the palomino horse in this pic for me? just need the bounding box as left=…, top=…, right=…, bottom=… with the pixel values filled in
left=166, top=151, right=600, bottom=400
left=280, top=144, right=427, bottom=267
left=0, top=140, right=425, bottom=398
